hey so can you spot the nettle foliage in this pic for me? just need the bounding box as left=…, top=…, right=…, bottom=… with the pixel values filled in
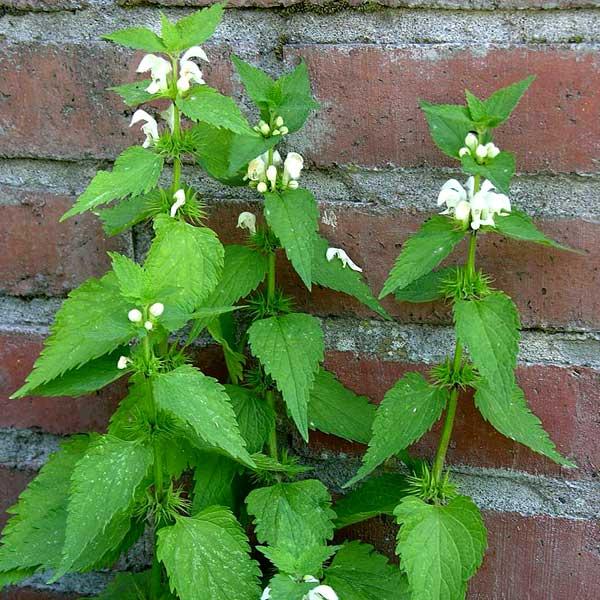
left=341, top=77, right=576, bottom=599
left=0, top=5, right=398, bottom=600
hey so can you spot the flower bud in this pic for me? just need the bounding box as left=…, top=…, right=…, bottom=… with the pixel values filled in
left=117, top=356, right=131, bottom=370
left=287, top=180, right=299, bottom=190
left=149, top=302, right=164, bottom=317
left=458, top=147, right=470, bottom=158
left=485, top=142, right=500, bottom=158
left=465, top=133, right=478, bottom=150
left=272, top=129, right=281, bottom=136
left=475, top=144, right=488, bottom=161
left=259, top=121, right=270, bottom=136
left=275, top=116, right=284, bottom=127
left=266, top=165, right=278, bottom=190
left=128, top=308, right=143, bottom=323
left=144, top=321, right=154, bottom=331
left=257, top=181, right=268, bottom=193
left=279, top=126, right=289, bottom=135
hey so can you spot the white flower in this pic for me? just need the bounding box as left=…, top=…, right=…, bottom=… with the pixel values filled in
left=287, top=180, right=299, bottom=190
left=437, top=178, right=468, bottom=212
left=475, top=144, right=488, bottom=161
left=307, top=585, right=339, bottom=600
left=129, top=110, right=159, bottom=148
left=261, top=587, right=271, bottom=600
left=326, top=247, right=363, bottom=272
left=454, top=199, right=471, bottom=223
left=271, top=150, right=282, bottom=166
left=144, top=320, right=154, bottom=331
left=117, top=356, right=131, bottom=370
left=237, top=211, right=257, bottom=235
left=128, top=308, right=143, bottom=323
left=160, top=104, right=175, bottom=132
left=257, top=181, right=268, bottom=194
left=458, top=147, right=470, bottom=157
left=266, top=165, right=278, bottom=190
left=137, top=54, right=172, bottom=94
left=181, top=46, right=209, bottom=64
left=464, top=132, right=478, bottom=150
left=171, top=189, right=186, bottom=218
left=484, top=142, right=500, bottom=158
left=283, top=152, right=304, bottom=187
left=177, top=60, right=205, bottom=92
left=149, top=302, right=164, bottom=317
left=246, top=157, right=266, bottom=182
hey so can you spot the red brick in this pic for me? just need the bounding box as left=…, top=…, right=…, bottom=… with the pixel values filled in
left=206, top=202, right=600, bottom=330
left=0, top=187, right=130, bottom=297
left=0, top=467, right=33, bottom=528
left=1, top=588, right=77, bottom=600
left=316, top=353, right=599, bottom=477
left=337, top=512, right=600, bottom=599
left=286, top=45, right=600, bottom=173
left=0, top=43, right=233, bottom=161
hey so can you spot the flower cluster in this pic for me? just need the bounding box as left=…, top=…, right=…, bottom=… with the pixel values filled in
left=126, top=302, right=165, bottom=336
left=261, top=577, right=338, bottom=600
left=254, top=115, right=289, bottom=137
left=458, top=132, right=500, bottom=164
left=246, top=151, right=304, bottom=193
left=437, top=177, right=511, bottom=230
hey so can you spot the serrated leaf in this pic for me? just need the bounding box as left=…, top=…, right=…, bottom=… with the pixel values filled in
left=308, top=368, right=375, bottom=444
left=461, top=151, right=515, bottom=195
left=225, top=384, right=275, bottom=454
left=62, top=146, right=163, bottom=220
left=157, top=508, right=261, bottom=600
left=420, top=102, right=476, bottom=159
left=109, top=252, right=148, bottom=301
left=13, top=272, right=136, bottom=397
left=191, top=452, right=239, bottom=514
left=103, top=27, right=166, bottom=52
left=59, top=436, right=153, bottom=576
left=152, top=365, right=254, bottom=466
left=464, top=90, right=487, bottom=124
left=260, top=545, right=337, bottom=580
left=109, top=80, right=162, bottom=107
left=232, top=55, right=275, bottom=112
left=394, top=495, right=487, bottom=600
left=494, top=209, right=573, bottom=251
left=228, top=133, right=280, bottom=175
left=311, top=235, right=389, bottom=318
left=334, top=473, right=411, bottom=528
left=380, top=215, right=466, bottom=299
left=324, top=541, right=410, bottom=600
left=347, top=373, right=448, bottom=486
left=93, top=571, right=158, bottom=600
left=177, top=85, right=255, bottom=136
left=175, top=2, right=225, bottom=50
left=160, top=13, right=180, bottom=50
left=145, top=215, right=224, bottom=312
left=264, top=188, right=320, bottom=289
left=246, top=479, right=336, bottom=553
left=98, top=193, right=158, bottom=236
left=481, top=76, right=535, bottom=127
left=248, top=313, right=324, bottom=441
left=475, top=381, right=575, bottom=467
left=249, top=453, right=311, bottom=478
left=395, top=266, right=458, bottom=303
left=268, top=574, right=315, bottom=600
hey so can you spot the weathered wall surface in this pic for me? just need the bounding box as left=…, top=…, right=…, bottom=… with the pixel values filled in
left=0, top=0, right=599, bottom=598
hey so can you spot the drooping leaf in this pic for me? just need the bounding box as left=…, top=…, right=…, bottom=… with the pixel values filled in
left=12, top=272, right=136, bottom=397
left=324, top=541, right=410, bottom=600
left=493, top=209, right=573, bottom=251
left=158, top=508, right=261, bottom=600
left=311, top=235, right=389, bottom=318
left=461, top=151, right=515, bottom=195
left=191, top=452, right=239, bottom=514
left=308, top=368, right=375, bottom=444
left=334, top=473, right=411, bottom=528
left=394, top=266, right=458, bottom=303
left=479, top=76, right=535, bottom=127
left=177, top=85, right=256, bottom=136
left=394, top=495, right=487, bottom=600
left=61, top=146, right=163, bottom=220
left=475, top=381, right=575, bottom=467
left=246, top=480, right=336, bottom=553
left=420, top=102, right=476, bottom=159
left=98, top=192, right=159, bottom=236
left=379, top=215, right=466, bottom=299
left=175, top=2, right=225, bottom=50
left=58, top=436, right=153, bottom=576
left=152, top=365, right=254, bottom=467
left=346, top=373, right=448, bottom=486
left=103, top=27, right=166, bottom=52
left=248, top=313, right=324, bottom=440
left=228, top=133, right=280, bottom=175
left=264, top=188, right=320, bottom=289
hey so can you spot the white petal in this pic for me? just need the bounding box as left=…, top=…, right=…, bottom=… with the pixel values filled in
left=309, top=586, right=339, bottom=600
left=149, top=302, right=164, bottom=317
left=283, top=152, right=304, bottom=181
left=272, top=150, right=282, bottom=166
left=137, top=54, right=160, bottom=73
left=454, top=200, right=471, bottom=222
left=130, top=109, right=154, bottom=127
left=145, top=80, right=162, bottom=95
left=303, top=576, right=319, bottom=584
left=237, top=211, right=257, bottom=235
left=261, top=587, right=271, bottom=600
left=475, top=144, right=488, bottom=159
left=160, top=104, right=176, bottom=132
left=326, top=247, right=362, bottom=272
left=117, top=356, right=130, bottom=370
left=128, top=308, right=143, bottom=323
left=437, top=179, right=466, bottom=208
left=247, top=157, right=266, bottom=181
left=181, top=46, right=209, bottom=63
left=266, top=165, right=278, bottom=188
left=170, top=190, right=186, bottom=217
left=465, top=132, right=478, bottom=150
left=144, top=321, right=153, bottom=331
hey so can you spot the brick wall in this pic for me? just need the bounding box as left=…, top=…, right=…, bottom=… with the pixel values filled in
left=1, top=1, right=599, bottom=598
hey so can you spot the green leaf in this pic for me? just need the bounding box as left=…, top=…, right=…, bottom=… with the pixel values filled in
left=108, top=80, right=162, bottom=107
left=270, top=61, right=319, bottom=133
left=13, top=272, right=136, bottom=397
left=379, top=215, right=466, bottom=299
left=420, top=102, right=475, bottom=159
left=175, top=2, right=225, bottom=50
left=268, top=574, right=315, bottom=600
left=152, top=365, right=254, bottom=466
left=93, top=571, right=158, bottom=600
left=334, top=473, right=411, bottom=528
left=264, top=188, right=320, bottom=289
left=324, top=541, right=410, bottom=600
left=346, top=373, right=448, bottom=486
left=308, top=368, right=375, bottom=444
left=160, top=13, right=180, bottom=50
left=311, top=235, right=389, bottom=318
left=461, top=151, right=515, bottom=195
left=157, top=508, right=261, bottom=600
left=248, top=313, right=324, bottom=441
left=59, top=436, right=153, bottom=576
left=15, top=350, right=126, bottom=399
left=464, top=90, right=487, bottom=124
left=191, top=453, right=239, bottom=514
left=475, top=381, right=575, bottom=467
left=177, top=86, right=256, bottom=136
left=145, top=215, right=224, bottom=312
left=103, top=27, right=166, bottom=52
left=454, top=292, right=520, bottom=411
left=395, top=266, right=458, bottom=303
left=232, top=55, right=275, bottom=112
left=249, top=453, right=311, bottom=478
left=246, top=479, right=336, bottom=553
left=61, top=146, right=163, bottom=220
left=109, top=252, right=148, bottom=302
left=481, top=76, right=535, bottom=127
left=0, top=437, right=89, bottom=574
left=98, top=193, right=158, bottom=236
left=394, top=495, right=487, bottom=600
left=228, top=133, right=280, bottom=175
left=261, top=545, right=337, bottom=580
left=493, top=209, right=573, bottom=251
left=225, top=384, right=275, bottom=454
left=207, top=318, right=246, bottom=384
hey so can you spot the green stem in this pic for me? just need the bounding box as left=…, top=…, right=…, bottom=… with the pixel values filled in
left=172, top=103, right=182, bottom=191
left=265, top=249, right=279, bottom=461
left=150, top=553, right=163, bottom=600
left=467, top=230, right=477, bottom=280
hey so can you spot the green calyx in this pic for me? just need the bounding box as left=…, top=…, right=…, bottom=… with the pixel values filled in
left=430, top=358, right=478, bottom=391
left=440, top=266, right=492, bottom=301
left=406, top=463, right=458, bottom=504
